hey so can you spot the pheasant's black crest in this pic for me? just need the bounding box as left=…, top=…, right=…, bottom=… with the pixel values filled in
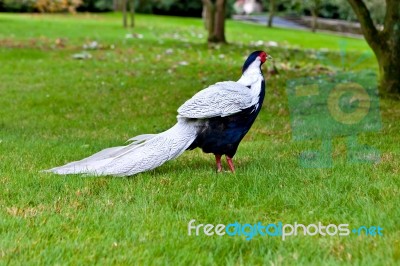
left=242, top=50, right=265, bottom=73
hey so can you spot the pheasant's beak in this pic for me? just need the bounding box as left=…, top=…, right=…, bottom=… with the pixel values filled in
left=267, top=55, right=273, bottom=61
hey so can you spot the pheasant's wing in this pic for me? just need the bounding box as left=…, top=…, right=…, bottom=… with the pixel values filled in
left=177, top=81, right=257, bottom=119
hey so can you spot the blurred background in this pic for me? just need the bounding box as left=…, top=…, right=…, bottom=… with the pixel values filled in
left=0, top=0, right=386, bottom=35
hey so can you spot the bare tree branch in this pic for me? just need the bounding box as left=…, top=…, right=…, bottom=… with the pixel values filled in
left=347, top=0, right=381, bottom=49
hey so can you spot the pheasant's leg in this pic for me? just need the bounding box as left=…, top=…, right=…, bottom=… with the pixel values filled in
left=215, top=154, right=223, bottom=172
left=226, top=156, right=235, bottom=173
left=215, top=154, right=222, bottom=173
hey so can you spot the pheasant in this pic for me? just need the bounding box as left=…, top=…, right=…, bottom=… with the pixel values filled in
left=45, top=51, right=271, bottom=176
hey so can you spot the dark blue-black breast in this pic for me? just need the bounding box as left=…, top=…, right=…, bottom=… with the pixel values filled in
left=188, top=81, right=265, bottom=157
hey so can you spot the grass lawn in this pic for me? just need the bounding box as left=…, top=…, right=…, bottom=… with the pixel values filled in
left=0, top=13, right=399, bottom=265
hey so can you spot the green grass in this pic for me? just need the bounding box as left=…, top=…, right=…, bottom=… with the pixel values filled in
left=0, top=13, right=399, bottom=265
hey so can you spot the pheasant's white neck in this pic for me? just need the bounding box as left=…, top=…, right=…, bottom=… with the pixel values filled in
left=235, top=58, right=264, bottom=102
left=237, top=58, right=263, bottom=87
left=243, top=58, right=262, bottom=75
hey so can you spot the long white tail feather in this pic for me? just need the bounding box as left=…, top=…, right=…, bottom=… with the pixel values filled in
left=44, top=119, right=198, bottom=176
left=126, top=134, right=156, bottom=143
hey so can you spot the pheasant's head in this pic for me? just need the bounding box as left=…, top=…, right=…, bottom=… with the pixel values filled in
left=242, top=51, right=272, bottom=74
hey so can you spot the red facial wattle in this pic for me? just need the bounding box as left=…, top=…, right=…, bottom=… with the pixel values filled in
left=259, top=52, right=267, bottom=63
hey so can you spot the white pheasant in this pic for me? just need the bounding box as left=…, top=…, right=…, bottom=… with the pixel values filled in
left=45, top=51, right=271, bottom=176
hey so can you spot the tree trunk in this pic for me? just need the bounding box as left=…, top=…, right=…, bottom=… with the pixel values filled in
left=113, top=0, right=119, bottom=11
left=203, top=0, right=215, bottom=40
left=130, top=0, right=135, bottom=28
left=214, top=0, right=226, bottom=43
left=202, top=3, right=208, bottom=30
left=267, top=0, right=275, bottom=27
left=348, top=0, right=400, bottom=94
left=202, top=0, right=226, bottom=43
left=311, top=8, right=318, bottom=33
left=122, top=0, right=127, bottom=28
left=378, top=49, right=400, bottom=94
